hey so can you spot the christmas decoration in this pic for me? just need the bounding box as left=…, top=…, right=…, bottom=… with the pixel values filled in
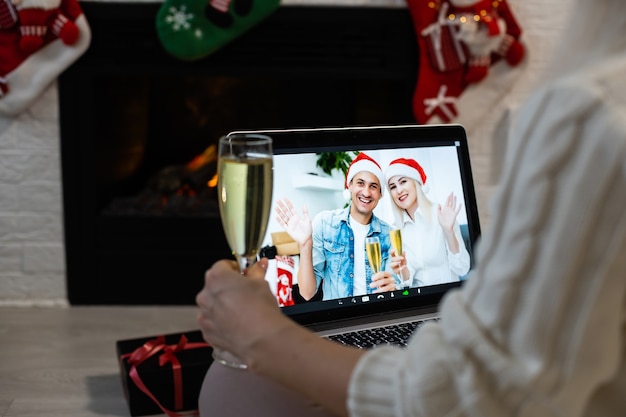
left=450, top=0, right=524, bottom=83
left=345, top=152, right=385, bottom=190
left=0, top=0, right=90, bottom=116
left=385, top=157, right=430, bottom=193
left=275, top=255, right=295, bottom=307
left=0, top=0, right=18, bottom=29
left=156, top=0, right=280, bottom=61
left=13, top=0, right=79, bottom=53
left=406, top=0, right=525, bottom=124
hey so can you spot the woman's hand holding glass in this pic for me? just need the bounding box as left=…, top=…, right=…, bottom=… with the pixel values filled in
left=390, top=249, right=409, bottom=280
left=215, top=133, right=273, bottom=369
left=196, top=259, right=288, bottom=368
left=389, top=229, right=410, bottom=288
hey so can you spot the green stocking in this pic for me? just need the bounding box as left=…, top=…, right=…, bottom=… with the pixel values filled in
left=156, top=0, right=280, bottom=61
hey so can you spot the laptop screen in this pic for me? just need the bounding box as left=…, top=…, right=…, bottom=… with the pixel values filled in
left=229, top=124, right=481, bottom=328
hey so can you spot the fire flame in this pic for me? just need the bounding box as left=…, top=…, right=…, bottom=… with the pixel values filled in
left=207, top=174, right=218, bottom=188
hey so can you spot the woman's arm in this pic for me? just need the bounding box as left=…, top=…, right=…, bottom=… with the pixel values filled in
left=437, top=192, right=462, bottom=254
left=196, top=259, right=365, bottom=416
left=446, top=221, right=471, bottom=277
left=350, top=76, right=626, bottom=417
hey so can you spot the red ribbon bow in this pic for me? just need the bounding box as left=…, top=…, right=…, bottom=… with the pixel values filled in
left=121, top=334, right=210, bottom=417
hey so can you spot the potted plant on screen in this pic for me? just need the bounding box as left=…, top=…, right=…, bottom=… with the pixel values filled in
left=315, top=151, right=358, bottom=178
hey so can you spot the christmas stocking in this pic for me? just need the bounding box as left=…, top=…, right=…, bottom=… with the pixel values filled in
left=406, top=0, right=525, bottom=124
left=407, top=0, right=467, bottom=124
left=13, top=0, right=79, bottom=53
left=0, top=0, right=90, bottom=116
left=156, top=0, right=280, bottom=61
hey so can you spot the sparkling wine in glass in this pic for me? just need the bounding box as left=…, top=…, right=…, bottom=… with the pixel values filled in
left=216, top=133, right=273, bottom=369
left=365, top=236, right=382, bottom=274
left=389, top=228, right=402, bottom=257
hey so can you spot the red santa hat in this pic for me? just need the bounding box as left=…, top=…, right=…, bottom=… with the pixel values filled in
left=385, top=158, right=429, bottom=193
left=345, top=152, right=385, bottom=191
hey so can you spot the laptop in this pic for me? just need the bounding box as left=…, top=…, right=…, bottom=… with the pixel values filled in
left=229, top=124, right=481, bottom=347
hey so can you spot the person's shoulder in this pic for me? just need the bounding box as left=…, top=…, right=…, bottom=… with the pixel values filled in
left=372, top=214, right=392, bottom=230
left=580, top=53, right=626, bottom=87
left=534, top=54, right=626, bottom=116
left=584, top=54, right=626, bottom=113
left=516, top=56, right=626, bottom=137
left=313, top=207, right=349, bottom=223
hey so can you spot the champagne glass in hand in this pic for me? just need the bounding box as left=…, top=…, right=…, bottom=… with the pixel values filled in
left=216, top=133, right=273, bottom=369
left=389, top=228, right=406, bottom=283
left=365, top=236, right=382, bottom=274
left=389, top=229, right=402, bottom=258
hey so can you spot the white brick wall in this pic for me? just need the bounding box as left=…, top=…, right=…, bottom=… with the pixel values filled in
left=0, top=0, right=574, bottom=305
left=0, top=84, right=67, bottom=305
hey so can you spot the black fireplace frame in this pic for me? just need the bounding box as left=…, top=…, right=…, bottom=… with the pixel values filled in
left=59, top=2, right=419, bottom=305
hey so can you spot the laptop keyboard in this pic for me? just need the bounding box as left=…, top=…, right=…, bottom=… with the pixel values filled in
left=324, top=317, right=438, bottom=349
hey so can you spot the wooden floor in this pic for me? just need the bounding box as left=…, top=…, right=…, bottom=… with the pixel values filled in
left=0, top=305, right=201, bottom=417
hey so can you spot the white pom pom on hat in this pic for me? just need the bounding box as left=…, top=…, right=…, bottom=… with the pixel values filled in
left=385, top=158, right=429, bottom=193
left=344, top=152, right=385, bottom=193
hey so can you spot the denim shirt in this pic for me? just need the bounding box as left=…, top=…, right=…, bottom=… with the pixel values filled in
left=311, top=206, right=393, bottom=300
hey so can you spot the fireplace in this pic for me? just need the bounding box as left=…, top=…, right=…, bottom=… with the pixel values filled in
left=59, top=2, right=419, bottom=305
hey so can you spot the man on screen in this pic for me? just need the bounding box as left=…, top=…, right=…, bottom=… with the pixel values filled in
left=275, top=152, right=407, bottom=301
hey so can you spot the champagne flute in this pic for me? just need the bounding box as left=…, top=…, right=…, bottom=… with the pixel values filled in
left=390, top=229, right=402, bottom=257
left=365, top=236, right=382, bottom=274
left=389, top=228, right=406, bottom=286
left=216, top=133, right=273, bottom=369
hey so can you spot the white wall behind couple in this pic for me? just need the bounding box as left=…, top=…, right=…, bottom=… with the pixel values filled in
left=0, top=0, right=576, bottom=305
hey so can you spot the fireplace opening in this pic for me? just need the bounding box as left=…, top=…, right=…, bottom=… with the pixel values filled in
left=59, top=2, right=419, bottom=305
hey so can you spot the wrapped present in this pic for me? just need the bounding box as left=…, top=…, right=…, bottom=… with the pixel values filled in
left=420, top=2, right=467, bottom=73
left=271, top=231, right=299, bottom=255
left=116, top=330, right=213, bottom=417
left=0, top=0, right=17, bottom=29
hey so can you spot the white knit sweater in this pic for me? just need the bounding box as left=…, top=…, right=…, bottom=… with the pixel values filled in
left=348, top=53, right=626, bottom=417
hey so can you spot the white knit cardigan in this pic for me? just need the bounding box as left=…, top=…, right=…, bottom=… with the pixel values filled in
left=348, top=53, right=626, bottom=417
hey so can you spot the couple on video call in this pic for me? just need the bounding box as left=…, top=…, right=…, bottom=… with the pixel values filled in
left=274, top=152, right=471, bottom=301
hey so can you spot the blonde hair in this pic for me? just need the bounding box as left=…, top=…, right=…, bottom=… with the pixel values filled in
left=389, top=178, right=434, bottom=228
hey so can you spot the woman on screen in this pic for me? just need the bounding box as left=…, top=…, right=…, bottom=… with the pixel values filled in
left=385, top=157, right=470, bottom=287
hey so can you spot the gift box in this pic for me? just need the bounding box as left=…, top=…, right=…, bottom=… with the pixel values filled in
left=116, top=330, right=213, bottom=417
left=420, top=2, right=467, bottom=73
left=0, top=0, right=17, bottom=29
left=271, top=231, right=299, bottom=255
